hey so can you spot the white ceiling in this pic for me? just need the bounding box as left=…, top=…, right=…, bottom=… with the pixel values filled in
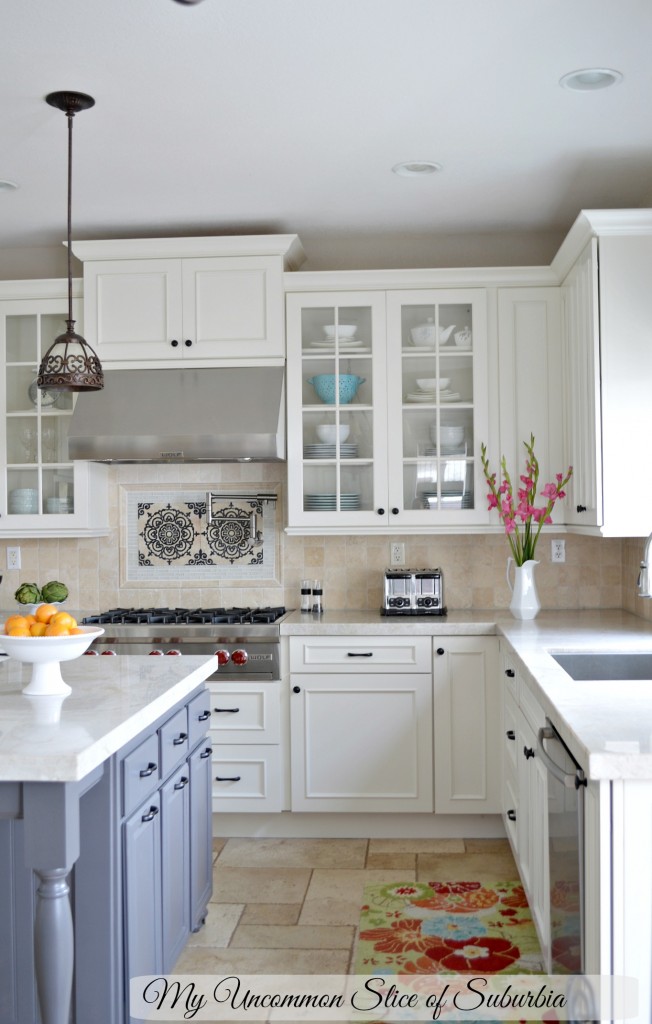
left=2, top=0, right=651, bottom=270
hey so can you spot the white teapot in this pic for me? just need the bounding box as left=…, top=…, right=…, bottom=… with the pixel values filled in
left=410, top=318, right=456, bottom=346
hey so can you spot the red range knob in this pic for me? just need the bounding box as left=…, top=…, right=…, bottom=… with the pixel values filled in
left=101, top=650, right=117, bottom=656
left=215, top=649, right=231, bottom=666
left=231, top=648, right=248, bottom=666
left=149, top=650, right=164, bottom=656
left=165, top=649, right=182, bottom=655
left=84, top=649, right=99, bottom=656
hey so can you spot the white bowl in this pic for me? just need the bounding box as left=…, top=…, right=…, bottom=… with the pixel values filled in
left=17, top=601, right=62, bottom=616
left=416, top=378, right=451, bottom=392
left=323, top=324, right=357, bottom=340
left=0, top=626, right=105, bottom=696
left=432, top=427, right=465, bottom=445
left=315, top=424, right=351, bottom=444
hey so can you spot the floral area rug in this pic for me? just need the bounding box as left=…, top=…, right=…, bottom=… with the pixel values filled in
left=355, top=880, right=546, bottom=977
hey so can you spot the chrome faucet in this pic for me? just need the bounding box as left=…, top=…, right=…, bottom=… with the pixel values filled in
left=638, top=532, right=652, bottom=597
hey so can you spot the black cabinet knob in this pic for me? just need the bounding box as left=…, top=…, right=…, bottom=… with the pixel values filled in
left=377, top=508, right=385, bottom=516
left=436, top=647, right=445, bottom=656
left=507, top=809, right=516, bottom=821
left=391, top=507, right=399, bottom=515
left=170, top=339, right=179, bottom=347
left=505, top=668, right=515, bottom=677
left=184, top=339, right=192, bottom=347
left=523, top=746, right=535, bottom=760
left=577, top=504, right=587, bottom=513
left=506, top=729, right=516, bottom=740
left=293, top=685, right=301, bottom=693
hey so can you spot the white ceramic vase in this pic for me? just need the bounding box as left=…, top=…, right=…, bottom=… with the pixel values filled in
left=506, top=558, right=541, bottom=620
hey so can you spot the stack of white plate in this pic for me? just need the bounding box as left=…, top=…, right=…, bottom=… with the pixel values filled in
left=407, top=388, right=461, bottom=402
left=9, top=488, right=38, bottom=514
left=421, top=443, right=466, bottom=457
left=310, top=340, right=370, bottom=354
left=304, top=493, right=361, bottom=511
left=303, top=443, right=359, bottom=459
left=45, top=497, right=73, bottom=514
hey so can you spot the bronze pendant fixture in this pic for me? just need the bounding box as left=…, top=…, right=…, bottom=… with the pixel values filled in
left=37, top=91, right=104, bottom=393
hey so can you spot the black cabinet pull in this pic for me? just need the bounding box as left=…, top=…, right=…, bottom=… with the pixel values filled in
left=174, top=775, right=189, bottom=790
left=293, top=685, right=301, bottom=693
left=200, top=747, right=212, bottom=759
left=139, top=762, right=157, bottom=778
left=506, top=729, right=516, bottom=740
left=173, top=732, right=188, bottom=745
left=198, top=710, right=211, bottom=721
left=505, top=668, right=515, bottom=677
left=216, top=775, right=241, bottom=782
left=436, top=647, right=445, bottom=656
left=214, top=707, right=239, bottom=713
left=507, top=809, right=516, bottom=821
left=391, top=507, right=399, bottom=515
left=184, top=339, right=192, bottom=347
left=577, top=504, right=587, bottom=513
left=141, top=805, right=159, bottom=823
left=170, top=339, right=179, bottom=347
left=347, top=651, right=373, bottom=657
left=523, top=746, right=535, bottom=760
left=377, top=508, right=385, bottom=516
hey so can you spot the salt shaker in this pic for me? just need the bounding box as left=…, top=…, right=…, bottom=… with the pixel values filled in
left=312, top=579, right=324, bottom=615
left=300, top=579, right=312, bottom=613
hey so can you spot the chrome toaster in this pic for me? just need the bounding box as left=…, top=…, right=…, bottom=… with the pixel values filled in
left=381, top=568, right=446, bottom=615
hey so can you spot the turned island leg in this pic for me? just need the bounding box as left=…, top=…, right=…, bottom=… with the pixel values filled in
left=33, top=867, right=74, bottom=1023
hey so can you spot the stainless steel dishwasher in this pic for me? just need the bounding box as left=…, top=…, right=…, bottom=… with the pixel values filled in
left=537, top=720, right=586, bottom=975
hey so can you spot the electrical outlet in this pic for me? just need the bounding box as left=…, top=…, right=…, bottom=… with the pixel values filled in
left=7, top=546, right=21, bottom=571
left=551, top=539, right=566, bottom=563
left=390, top=542, right=405, bottom=566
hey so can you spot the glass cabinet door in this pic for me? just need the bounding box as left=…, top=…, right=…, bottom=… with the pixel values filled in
left=1, top=305, right=77, bottom=521
left=286, top=292, right=388, bottom=527
left=386, top=289, right=489, bottom=525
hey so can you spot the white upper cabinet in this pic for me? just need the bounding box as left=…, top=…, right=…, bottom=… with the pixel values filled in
left=554, top=211, right=652, bottom=535
left=72, top=236, right=304, bottom=365
left=0, top=282, right=109, bottom=537
left=286, top=286, right=490, bottom=532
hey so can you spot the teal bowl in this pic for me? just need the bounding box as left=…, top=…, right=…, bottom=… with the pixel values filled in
left=307, top=374, right=365, bottom=404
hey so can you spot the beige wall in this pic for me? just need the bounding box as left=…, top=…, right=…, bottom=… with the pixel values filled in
left=0, top=463, right=628, bottom=615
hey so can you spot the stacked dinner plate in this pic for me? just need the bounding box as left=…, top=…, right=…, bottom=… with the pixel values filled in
left=8, top=488, right=38, bottom=514
left=406, top=387, right=461, bottom=402
left=310, top=340, right=371, bottom=354
left=421, top=443, right=467, bottom=457
left=45, top=497, right=73, bottom=514
left=304, top=493, right=361, bottom=511
left=303, top=442, right=359, bottom=459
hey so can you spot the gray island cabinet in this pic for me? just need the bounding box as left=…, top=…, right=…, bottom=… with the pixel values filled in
left=0, top=652, right=217, bottom=1024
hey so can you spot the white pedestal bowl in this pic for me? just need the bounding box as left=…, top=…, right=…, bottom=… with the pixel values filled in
left=1, top=627, right=105, bottom=696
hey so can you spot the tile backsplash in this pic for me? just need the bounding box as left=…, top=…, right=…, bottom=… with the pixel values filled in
left=0, top=464, right=632, bottom=615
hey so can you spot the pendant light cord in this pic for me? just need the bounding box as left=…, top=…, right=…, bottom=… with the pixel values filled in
left=66, top=107, right=74, bottom=325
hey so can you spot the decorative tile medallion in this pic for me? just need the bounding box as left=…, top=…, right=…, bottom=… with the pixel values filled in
left=125, top=490, right=277, bottom=581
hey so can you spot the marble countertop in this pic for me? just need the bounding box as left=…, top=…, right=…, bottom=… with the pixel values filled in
left=0, top=654, right=217, bottom=783
left=282, top=608, right=652, bottom=781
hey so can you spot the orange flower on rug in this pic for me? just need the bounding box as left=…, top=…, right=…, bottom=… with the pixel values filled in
left=355, top=880, right=545, bottom=976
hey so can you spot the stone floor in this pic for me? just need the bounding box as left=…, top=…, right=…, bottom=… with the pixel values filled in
left=175, top=836, right=519, bottom=975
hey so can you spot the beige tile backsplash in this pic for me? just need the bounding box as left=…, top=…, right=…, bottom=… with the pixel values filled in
left=0, top=464, right=640, bottom=615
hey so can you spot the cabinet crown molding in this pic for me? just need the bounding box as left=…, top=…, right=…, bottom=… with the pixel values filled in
left=551, top=208, right=652, bottom=282
left=71, top=234, right=306, bottom=271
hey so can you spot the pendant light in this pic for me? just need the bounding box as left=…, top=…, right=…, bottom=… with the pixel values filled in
left=37, top=91, right=104, bottom=392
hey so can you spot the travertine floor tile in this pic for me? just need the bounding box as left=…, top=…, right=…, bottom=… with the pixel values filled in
left=240, top=904, right=302, bottom=926
left=219, top=837, right=367, bottom=869
left=305, top=869, right=416, bottom=904
left=212, top=837, right=227, bottom=858
left=230, top=924, right=355, bottom=950
left=368, top=838, right=465, bottom=854
left=211, top=866, right=311, bottom=905
left=297, top=897, right=361, bottom=927
left=185, top=904, right=243, bottom=948
left=174, top=945, right=351, bottom=975
left=464, top=838, right=512, bottom=854
left=365, top=852, right=416, bottom=871
left=417, top=851, right=518, bottom=882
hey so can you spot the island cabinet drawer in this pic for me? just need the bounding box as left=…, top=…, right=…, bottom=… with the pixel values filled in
left=187, top=688, right=212, bottom=748
left=208, top=682, right=280, bottom=744
left=123, top=732, right=160, bottom=817
left=289, top=635, right=432, bottom=673
left=159, top=706, right=190, bottom=778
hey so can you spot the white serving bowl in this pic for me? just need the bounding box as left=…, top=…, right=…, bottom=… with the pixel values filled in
left=17, top=601, right=63, bottom=616
left=323, top=324, right=357, bottom=340
left=431, top=425, right=465, bottom=445
left=416, top=378, right=451, bottom=392
left=316, top=424, right=351, bottom=444
left=0, top=626, right=105, bottom=696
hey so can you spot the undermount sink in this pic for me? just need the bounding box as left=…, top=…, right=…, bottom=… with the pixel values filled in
left=551, top=652, right=652, bottom=681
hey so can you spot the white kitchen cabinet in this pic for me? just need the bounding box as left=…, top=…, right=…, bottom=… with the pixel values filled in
left=0, top=282, right=109, bottom=537
left=73, top=235, right=304, bottom=365
left=432, top=636, right=501, bottom=814
left=555, top=211, right=652, bottom=535
left=209, top=681, right=282, bottom=812
left=289, top=635, right=433, bottom=812
left=286, top=287, right=490, bottom=532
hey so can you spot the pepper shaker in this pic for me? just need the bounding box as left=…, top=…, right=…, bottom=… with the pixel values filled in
left=312, top=579, right=324, bottom=615
left=300, top=579, right=312, bottom=613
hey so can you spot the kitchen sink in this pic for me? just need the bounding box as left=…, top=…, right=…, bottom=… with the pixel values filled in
left=551, top=652, right=652, bottom=681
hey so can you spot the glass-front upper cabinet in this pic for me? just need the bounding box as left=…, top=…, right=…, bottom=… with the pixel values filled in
left=0, top=289, right=109, bottom=536
left=385, top=289, right=489, bottom=526
left=286, top=292, right=389, bottom=528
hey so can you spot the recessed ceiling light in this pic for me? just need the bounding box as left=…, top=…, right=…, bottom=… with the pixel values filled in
left=559, top=67, right=623, bottom=91
left=392, top=161, right=442, bottom=177
left=0, top=179, right=18, bottom=192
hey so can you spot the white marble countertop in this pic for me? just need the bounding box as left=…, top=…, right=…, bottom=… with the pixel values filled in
left=282, top=608, right=652, bottom=781
left=0, top=654, right=217, bottom=783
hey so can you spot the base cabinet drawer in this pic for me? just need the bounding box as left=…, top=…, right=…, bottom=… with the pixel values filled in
left=209, top=682, right=280, bottom=743
left=212, top=745, right=282, bottom=812
left=290, top=635, right=432, bottom=673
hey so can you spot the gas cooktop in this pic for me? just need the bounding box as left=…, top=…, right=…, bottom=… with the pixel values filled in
left=81, top=606, right=288, bottom=627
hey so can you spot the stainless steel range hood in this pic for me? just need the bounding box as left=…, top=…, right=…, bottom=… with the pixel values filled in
left=67, top=367, right=286, bottom=462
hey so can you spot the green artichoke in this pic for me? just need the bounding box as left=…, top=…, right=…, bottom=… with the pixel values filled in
left=15, top=582, right=42, bottom=605
left=41, top=580, right=69, bottom=603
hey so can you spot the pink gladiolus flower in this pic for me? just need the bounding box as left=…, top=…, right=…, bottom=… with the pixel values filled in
left=504, top=518, right=516, bottom=534
left=541, top=482, right=557, bottom=499
left=487, top=493, right=498, bottom=510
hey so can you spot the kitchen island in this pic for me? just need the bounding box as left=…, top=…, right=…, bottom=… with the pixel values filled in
left=0, top=652, right=217, bottom=1024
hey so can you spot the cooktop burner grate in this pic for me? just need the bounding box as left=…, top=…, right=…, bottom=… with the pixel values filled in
left=82, top=606, right=287, bottom=627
